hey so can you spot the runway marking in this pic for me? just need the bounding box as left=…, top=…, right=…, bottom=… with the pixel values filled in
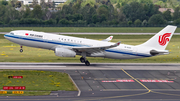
left=140, top=80, right=174, bottom=83
left=120, top=69, right=180, bottom=98
left=121, top=68, right=150, bottom=91
left=102, top=79, right=134, bottom=82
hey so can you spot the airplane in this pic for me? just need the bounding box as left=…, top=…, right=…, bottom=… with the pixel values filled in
left=4, top=25, right=177, bottom=66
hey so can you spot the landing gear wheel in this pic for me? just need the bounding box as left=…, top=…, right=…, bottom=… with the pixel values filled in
left=80, top=57, right=85, bottom=63
left=85, top=61, right=90, bottom=66
left=20, top=49, right=23, bottom=53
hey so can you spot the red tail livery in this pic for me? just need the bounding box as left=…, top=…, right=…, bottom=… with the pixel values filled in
left=158, top=33, right=171, bottom=46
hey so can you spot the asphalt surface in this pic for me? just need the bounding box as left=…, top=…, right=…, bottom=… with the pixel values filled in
left=0, top=63, right=180, bottom=101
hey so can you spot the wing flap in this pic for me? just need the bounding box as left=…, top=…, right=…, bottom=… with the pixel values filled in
left=73, top=41, right=121, bottom=54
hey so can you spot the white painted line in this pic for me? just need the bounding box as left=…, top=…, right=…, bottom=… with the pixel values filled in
left=140, top=80, right=174, bottom=83
left=68, top=74, right=81, bottom=96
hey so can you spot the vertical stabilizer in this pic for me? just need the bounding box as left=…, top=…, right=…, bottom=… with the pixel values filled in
left=139, top=25, right=177, bottom=50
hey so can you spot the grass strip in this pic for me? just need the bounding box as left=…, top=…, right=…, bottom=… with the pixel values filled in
left=0, top=91, right=51, bottom=96
left=0, top=70, right=77, bottom=96
left=0, top=34, right=180, bottom=63
left=0, top=27, right=180, bottom=33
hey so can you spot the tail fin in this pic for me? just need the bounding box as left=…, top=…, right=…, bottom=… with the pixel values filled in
left=139, top=25, right=177, bottom=50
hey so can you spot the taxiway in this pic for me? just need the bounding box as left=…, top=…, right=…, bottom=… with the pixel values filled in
left=0, top=63, right=180, bottom=101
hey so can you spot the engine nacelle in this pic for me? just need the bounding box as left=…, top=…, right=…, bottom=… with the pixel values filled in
left=55, top=48, right=76, bottom=57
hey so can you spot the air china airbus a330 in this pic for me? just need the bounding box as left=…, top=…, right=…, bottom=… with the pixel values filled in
left=4, top=25, right=177, bottom=66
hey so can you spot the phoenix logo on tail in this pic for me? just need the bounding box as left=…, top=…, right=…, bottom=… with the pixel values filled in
left=158, top=33, right=171, bottom=46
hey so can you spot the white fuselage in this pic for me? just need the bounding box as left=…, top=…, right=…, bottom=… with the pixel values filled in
left=4, top=30, right=152, bottom=59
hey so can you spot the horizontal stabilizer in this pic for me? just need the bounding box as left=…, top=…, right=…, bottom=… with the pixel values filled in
left=150, top=50, right=169, bottom=55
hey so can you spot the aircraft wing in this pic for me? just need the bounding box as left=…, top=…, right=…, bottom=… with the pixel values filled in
left=102, top=36, right=113, bottom=42
left=72, top=41, right=121, bottom=54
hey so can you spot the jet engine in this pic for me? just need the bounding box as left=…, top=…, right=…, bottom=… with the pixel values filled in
left=55, top=48, right=76, bottom=57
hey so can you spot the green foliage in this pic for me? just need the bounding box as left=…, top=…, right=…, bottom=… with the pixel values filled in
left=123, top=1, right=146, bottom=22
left=19, top=18, right=43, bottom=24
left=173, top=18, right=180, bottom=25
left=127, top=21, right=132, bottom=25
left=0, top=21, right=4, bottom=25
left=72, top=0, right=81, bottom=13
left=160, top=0, right=167, bottom=2
left=1, top=0, right=8, bottom=5
left=100, top=14, right=107, bottom=22
left=32, top=5, right=42, bottom=19
left=44, top=19, right=56, bottom=24
left=139, top=0, right=152, bottom=4
left=153, top=0, right=180, bottom=8
left=80, top=6, right=96, bottom=24
left=154, top=1, right=166, bottom=7
left=163, top=9, right=172, bottom=21
left=173, top=6, right=180, bottom=20
left=92, top=14, right=98, bottom=24
left=134, top=19, right=142, bottom=25
left=76, top=20, right=86, bottom=24
left=142, top=20, right=148, bottom=26
left=9, top=19, right=19, bottom=24
left=0, top=0, right=180, bottom=25
left=62, top=4, right=73, bottom=15
left=81, top=0, right=95, bottom=7
left=0, top=5, right=6, bottom=22
left=23, top=7, right=31, bottom=18
left=116, top=3, right=120, bottom=8
left=148, top=14, right=166, bottom=25
left=143, top=3, right=160, bottom=20
left=59, top=19, right=69, bottom=24
left=97, top=5, right=109, bottom=18
left=73, top=13, right=83, bottom=21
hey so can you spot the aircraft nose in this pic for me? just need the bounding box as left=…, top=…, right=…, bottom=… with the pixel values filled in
left=4, top=33, right=8, bottom=38
left=4, top=33, right=11, bottom=39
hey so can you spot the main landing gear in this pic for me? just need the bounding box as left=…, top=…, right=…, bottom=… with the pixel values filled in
left=20, top=46, right=23, bottom=53
left=80, top=57, right=90, bottom=66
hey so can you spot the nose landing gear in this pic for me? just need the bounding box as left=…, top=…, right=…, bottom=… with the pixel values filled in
left=20, top=46, right=23, bottom=53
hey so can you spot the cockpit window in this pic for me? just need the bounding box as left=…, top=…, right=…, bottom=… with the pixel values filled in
left=10, top=33, right=14, bottom=35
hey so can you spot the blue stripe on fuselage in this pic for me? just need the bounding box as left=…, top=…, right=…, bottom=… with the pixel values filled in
left=4, top=34, right=152, bottom=57
left=4, top=34, right=88, bottom=47
left=105, top=49, right=151, bottom=57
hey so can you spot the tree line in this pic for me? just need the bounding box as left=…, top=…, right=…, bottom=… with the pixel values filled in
left=0, top=0, right=180, bottom=26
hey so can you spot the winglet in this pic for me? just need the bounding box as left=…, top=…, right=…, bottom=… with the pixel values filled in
left=111, top=41, right=121, bottom=47
left=102, top=36, right=113, bottom=42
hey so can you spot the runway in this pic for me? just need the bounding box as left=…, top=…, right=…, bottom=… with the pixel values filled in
left=0, top=63, right=180, bottom=70
left=0, top=63, right=180, bottom=101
